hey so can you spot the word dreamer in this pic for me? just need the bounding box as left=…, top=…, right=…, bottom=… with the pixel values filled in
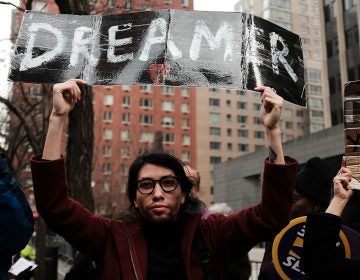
left=9, top=10, right=306, bottom=106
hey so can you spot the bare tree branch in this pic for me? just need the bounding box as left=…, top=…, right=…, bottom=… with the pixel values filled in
left=0, top=1, right=25, bottom=11
left=0, top=95, right=41, bottom=153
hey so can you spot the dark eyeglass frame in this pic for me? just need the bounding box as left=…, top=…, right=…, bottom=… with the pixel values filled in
left=136, top=176, right=179, bottom=195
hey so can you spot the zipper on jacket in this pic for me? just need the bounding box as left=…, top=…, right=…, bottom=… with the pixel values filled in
left=124, top=226, right=139, bottom=280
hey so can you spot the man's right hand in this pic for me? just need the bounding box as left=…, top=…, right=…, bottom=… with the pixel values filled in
left=52, top=79, right=86, bottom=116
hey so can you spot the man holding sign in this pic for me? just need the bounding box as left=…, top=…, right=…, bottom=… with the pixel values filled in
left=30, top=79, right=298, bottom=279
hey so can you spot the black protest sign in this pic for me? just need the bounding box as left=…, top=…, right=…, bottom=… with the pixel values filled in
left=9, top=10, right=306, bottom=106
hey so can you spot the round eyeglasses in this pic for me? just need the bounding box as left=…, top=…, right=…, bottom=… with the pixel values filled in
left=136, top=176, right=179, bottom=195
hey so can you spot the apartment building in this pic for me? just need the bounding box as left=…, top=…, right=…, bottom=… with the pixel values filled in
left=323, top=0, right=360, bottom=125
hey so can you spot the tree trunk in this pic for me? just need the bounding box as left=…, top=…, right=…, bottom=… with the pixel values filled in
left=66, top=85, right=94, bottom=212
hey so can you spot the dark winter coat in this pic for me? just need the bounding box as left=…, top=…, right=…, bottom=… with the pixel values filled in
left=303, top=213, right=360, bottom=280
left=0, top=155, right=34, bottom=280
left=31, top=154, right=297, bottom=280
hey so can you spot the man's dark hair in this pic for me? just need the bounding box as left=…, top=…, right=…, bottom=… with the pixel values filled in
left=118, top=153, right=205, bottom=221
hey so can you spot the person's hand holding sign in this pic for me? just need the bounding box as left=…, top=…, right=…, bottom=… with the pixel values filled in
left=43, top=79, right=86, bottom=161
left=255, top=86, right=285, bottom=165
left=326, top=165, right=353, bottom=217
left=52, top=79, right=86, bottom=116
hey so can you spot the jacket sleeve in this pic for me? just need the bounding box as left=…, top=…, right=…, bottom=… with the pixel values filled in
left=302, top=213, right=360, bottom=279
left=201, top=156, right=298, bottom=261
left=0, top=155, right=34, bottom=258
left=30, top=154, right=111, bottom=258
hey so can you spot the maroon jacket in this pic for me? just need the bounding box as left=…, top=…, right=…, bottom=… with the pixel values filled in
left=31, top=155, right=297, bottom=280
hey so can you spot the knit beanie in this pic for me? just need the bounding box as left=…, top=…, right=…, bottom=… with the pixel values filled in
left=295, top=157, right=332, bottom=208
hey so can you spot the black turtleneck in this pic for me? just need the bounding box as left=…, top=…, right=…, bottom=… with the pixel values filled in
left=142, top=215, right=187, bottom=280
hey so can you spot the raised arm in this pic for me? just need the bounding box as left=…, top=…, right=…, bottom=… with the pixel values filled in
left=42, top=79, right=86, bottom=160
left=302, top=166, right=359, bottom=279
left=255, top=86, right=285, bottom=165
left=326, top=166, right=353, bottom=216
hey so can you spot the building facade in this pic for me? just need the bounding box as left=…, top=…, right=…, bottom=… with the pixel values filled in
left=323, top=0, right=360, bottom=125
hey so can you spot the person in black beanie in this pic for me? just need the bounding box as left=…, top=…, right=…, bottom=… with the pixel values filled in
left=258, top=156, right=333, bottom=279
left=291, top=157, right=333, bottom=218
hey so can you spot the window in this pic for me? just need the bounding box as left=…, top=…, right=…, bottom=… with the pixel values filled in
left=227, top=128, right=232, bottom=137
left=300, top=15, right=308, bottom=24
left=306, top=85, right=322, bottom=96
left=285, top=122, right=293, bottom=129
left=182, top=119, right=190, bottom=128
left=121, top=147, right=130, bottom=158
left=210, top=142, right=221, bottom=150
left=253, top=103, right=261, bottom=111
left=140, top=98, right=153, bottom=108
left=226, top=114, right=232, bottom=123
left=103, top=95, right=113, bottom=106
left=140, top=85, right=152, bottom=92
left=308, top=98, right=323, bottom=108
left=237, top=115, right=247, bottom=124
left=163, top=133, right=175, bottom=143
left=237, top=129, right=248, bottom=138
left=345, top=29, right=354, bottom=49
left=209, top=113, right=221, bottom=123
left=209, top=88, right=220, bottom=93
left=299, top=3, right=307, bottom=13
left=102, top=163, right=112, bottom=174
left=121, top=130, right=130, bottom=141
left=103, top=145, right=112, bottom=157
left=210, top=127, right=221, bottom=136
left=254, top=131, right=264, bottom=139
left=209, top=98, right=220, bottom=107
left=182, top=151, right=190, bottom=162
left=227, top=143, right=233, bottom=151
left=103, top=181, right=110, bottom=193
left=181, top=88, right=189, bottom=97
left=103, top=111, right=112, bottom=122
left=183, top=135, right=190, bottom=145
left=237, top=90, right=246, bottom=96
left=253, top=117, right=262, bottom=125
left=210, top=157, right=221, bottom=164
left=238, top=144, right=248, bottom=152
left=161, top=116, right=174, bottom=126
left=140, top=114, right=153, bottom=124
left=237, top=101, right=247, bottom=109
left=306, top=69, right=321, bottom=83
left=122, top=112, right=131, bottom=123
left=122, top=96, right=131, bottom=106
left=120, top=164, right=129, bottom=175
left=122, top=85, right=131, bottom=91
left=162, top=100, right=174, bottom=111
left=283, top=108, right=292, bottom=118
left=297, top=123, right=304, bottom=130
left=163, top=86, right=174, bottom=95
left=296, top=110, right=304, bottom=117
left=181, top=103, right=190, bottom=113
left=140, top=132, right=153, bottom=142
left=311, top=110, right=324, bottom=118
left=226, top=100, right=231, bottom=108
left=301, top=26, right=309, bottom=35
left=103, top=128, right=112, bottom=140
left=181, top=0, right=189, bottom=7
